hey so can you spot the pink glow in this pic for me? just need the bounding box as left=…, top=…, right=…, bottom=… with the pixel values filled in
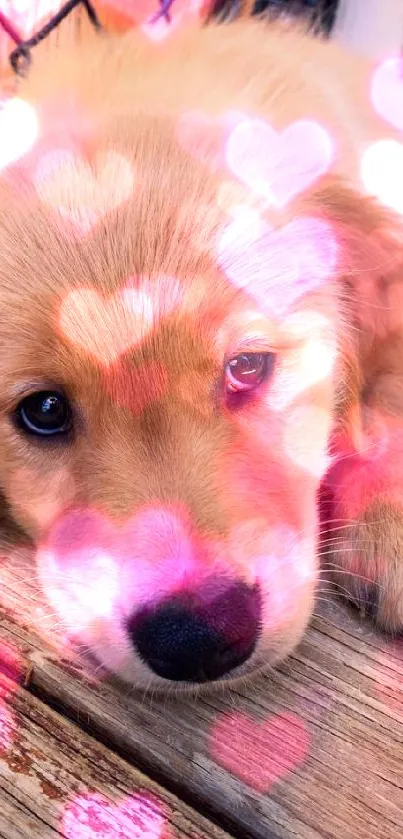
left=59, top=274, right=184, bottom=366
left=371, top=57, right=403, bottom=133
left=97, top=0, right=138, bottom=21
left=0, top=97, right=38, bottom=172
left=361, top=139, right=403, bottom=215
left=0, top=0, right=61, bottom=37
left=226, top=521, right=316, bottom=626
left=0, top=640, right=20, bottom=753
left=216, top=180, right=268, bottom=222
left=0, top=640, right=23, bottom=684
left=141, top=0, right=204, bottom=40
left=37, top=505, right=197, bottom=633
left=225, top=117, right=333, bottom=207
left=283, top=405, right=332, bottom=477
left=210, top=711, right=309, bottom=792
left=121, top=506, right=195, bottom=585
left=269, top=312, right=337, bottom=412
left=38, top=511, right=120, bottom=633
left=63, top=792, right=165, bottom=839
left=102, top=358, right=169, bottom=413
left=59, top=287, right=154, bottom=365
left=217, top=216, right=338, bottom=316
left=141, top=14, right=182, bottom=42
left=34, top=149, right=134, bottom=233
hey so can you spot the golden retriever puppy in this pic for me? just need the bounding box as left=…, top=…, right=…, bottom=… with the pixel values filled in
left=0, top=20, right=402, bottom=692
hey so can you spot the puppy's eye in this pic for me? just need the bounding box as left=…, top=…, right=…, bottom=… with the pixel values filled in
left=15, top=391, right=72, bottom=437
left=225, top=352, right=274, bottom=393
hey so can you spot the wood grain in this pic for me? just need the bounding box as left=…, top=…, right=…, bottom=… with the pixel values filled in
left=0, top=666, right=235, bottom=839
left=1, top=543, right=403, bottom=839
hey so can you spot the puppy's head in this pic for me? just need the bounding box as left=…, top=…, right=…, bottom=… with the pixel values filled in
left=0, top=23, right=401, bottom=692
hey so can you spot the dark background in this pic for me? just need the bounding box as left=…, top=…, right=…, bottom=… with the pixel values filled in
left=210, top=0, right=340, bottom=35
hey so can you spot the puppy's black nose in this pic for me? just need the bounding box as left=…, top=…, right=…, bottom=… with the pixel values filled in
left=127, top=581, right=261, bottom=683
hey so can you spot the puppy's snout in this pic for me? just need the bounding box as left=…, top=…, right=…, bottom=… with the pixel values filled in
left=127, top=580, right=262, bottom=683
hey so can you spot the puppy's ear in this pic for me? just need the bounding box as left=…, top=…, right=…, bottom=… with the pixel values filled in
left=307, top=182, right=403, bottom=429
left=317, top=182, right=403, bottom=629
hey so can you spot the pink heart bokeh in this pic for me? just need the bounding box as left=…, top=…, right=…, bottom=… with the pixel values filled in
left=0, top=97, right=38, bottom=172
left=59, top=287, right=155, bottom=365
left=63, top=791, right=165, bottom=839
left=210, top=710, right=309, bottom=792
left=36, top=505, right=195, bottom=635
left=0, top=641, right=22, bottom=754
left=34, top=149, right=135, bottom=234
left=0, top=0, right=61, bottom=38
left=102, top=357, right=169, bottom=414
left=225, top=118, right=333, bottom=207
left=217, top=215, right=338, bottom=316
left=361, top=138, right=403, bottom=215
left=371, top=57, right=403, bottom=133
left=59, top=274, right=184, bottom=366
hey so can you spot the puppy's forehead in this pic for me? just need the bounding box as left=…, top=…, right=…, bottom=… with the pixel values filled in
left=0, top=98, right=340, bottom=387
left=0, top=121, right=237, bottom=319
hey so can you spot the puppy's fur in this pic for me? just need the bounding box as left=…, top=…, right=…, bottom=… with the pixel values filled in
left=1, top=21, right=403, bottom=691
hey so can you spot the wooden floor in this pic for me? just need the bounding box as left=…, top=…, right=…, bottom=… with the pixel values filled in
left=1, top=543, right=403, bottom=839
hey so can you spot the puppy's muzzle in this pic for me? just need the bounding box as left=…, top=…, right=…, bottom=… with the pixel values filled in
left=127, top=579, right=262, bottom=683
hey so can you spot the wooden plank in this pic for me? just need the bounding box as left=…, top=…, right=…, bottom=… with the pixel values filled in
left=1, top=548, right=403, bottom=839
left=0, top=669, right=235, bottom=839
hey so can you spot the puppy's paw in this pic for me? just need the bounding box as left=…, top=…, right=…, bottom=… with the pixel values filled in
left=321, top=486, right=403, bottom=633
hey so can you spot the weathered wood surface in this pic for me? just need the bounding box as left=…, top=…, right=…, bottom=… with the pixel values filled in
left=0, top=670, right=235, bottom=839
left=1, top=548, right=403, bottom=839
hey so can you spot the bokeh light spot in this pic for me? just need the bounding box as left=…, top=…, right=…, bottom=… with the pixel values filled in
left=59, top=287, right=154, bottom=365
left=102, top=358, right=169, bottom=414
left=269, top=313, right=337, bottom=412
left=63, top=791, right=165, bottom=839
left=284, top=405, right=332, bottom=477
left=0, top=97, right=38, bottom=171
left=0, top=1, right=61, bottom=37
left=217, top=216, right=338, bottom=316
left=34, top=149, right=134, bottom=233
left=225, top=117, right=333, bottom=206
left=210, top=710, right=309, bottom=792
left=371, top=57, right=403, bottom=133
left=361, top=139, right=403, bottom=215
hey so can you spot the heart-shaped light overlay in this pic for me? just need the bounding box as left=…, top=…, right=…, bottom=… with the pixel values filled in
left=34, top=149, right=134, bottom=234
left=371, top=56, right=403, bottom=133
left=361, top=139, right=403, bottom=215
left=63, top=791, right=165, bottom=839
left=0, top=0, right=61, bottom=38
left=211, top=710, right=309, bottom=792
left=225, top=117, right=333, bottom=206
left=59, top=287, right=154, bottom=365
left=217, top=215, right=338, bottom=316
left=59, top=274, right=184, bottom=365
left=0, top=97, right=38, bottom=172
left=0, top=640, right=21, bottom=753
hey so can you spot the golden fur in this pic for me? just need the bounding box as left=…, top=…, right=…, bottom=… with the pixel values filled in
left=0, top=20, right=403, bottom=691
